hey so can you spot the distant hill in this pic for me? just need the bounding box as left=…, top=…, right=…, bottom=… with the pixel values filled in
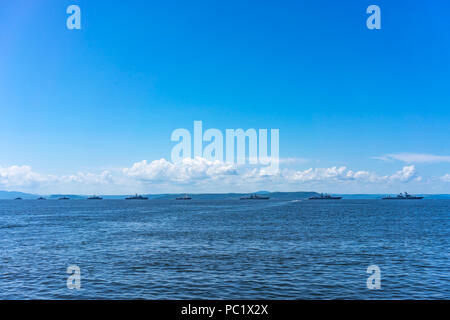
left=149, top=192, right=319, bottom=200
left=265, top=192, right=318, bottom=200
left=0, top=191, right=38, bottom=199
left=336, top=194, right=450, bottom=199
left=88, top=192, right=319, bottom=200
left=335, top=194, right=384, bottom=199
left=59, top=192, right=319, bottom=200
left=422, top=194, right=450, bottom=199
left=1, top=190, right=449, bottom=200
left=47, top=194, right=85, bottom=200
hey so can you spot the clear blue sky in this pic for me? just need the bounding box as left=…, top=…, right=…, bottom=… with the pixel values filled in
left=1, top=0, right=449, bottom=194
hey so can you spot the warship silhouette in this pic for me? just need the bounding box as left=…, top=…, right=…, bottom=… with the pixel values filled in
left=240, top=194, right=270, bottom=200
left=87, top=195, right=103, bottom=200
left=382, top=192, right=423, bottom=200
left=176, top=194, right=192, bottom=200
left=309, top=193, right=342, bottom=200
left=125, top=194, right=148, bottom=200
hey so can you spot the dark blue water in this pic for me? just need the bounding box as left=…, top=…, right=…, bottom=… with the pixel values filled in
left=0, top=199, right=448, bottom=299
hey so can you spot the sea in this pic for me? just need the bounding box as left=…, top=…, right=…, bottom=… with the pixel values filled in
left=0, top=199, right=448, bottom=299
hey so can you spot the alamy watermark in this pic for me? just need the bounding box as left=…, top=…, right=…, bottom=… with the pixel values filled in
left=366, top=265, right=381, bottom=289
left=171, top=121, right=280, bottom=173
left=65, top=5, right=379, bottom=31
left=67, top=265, right=81, bottom=290
left=366, top=5, right=381, bottom=30
left=66, top=5, right=81, bottom=30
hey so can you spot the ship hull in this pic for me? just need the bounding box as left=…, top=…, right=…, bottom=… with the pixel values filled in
left=382, top=197, right=423, bottom=200
left=309, top=197, right=342, bottom=200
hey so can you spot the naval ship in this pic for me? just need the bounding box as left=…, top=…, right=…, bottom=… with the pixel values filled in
left=309, top=193, right=342, bottom=200
left=382, top=192, right=423, bottom=200
left=87, top=195, right=103, bottom=200
left=240, top=194, right=270, bottom=200
left=176, top=194, right=192, bottom=200
left=125, top=194, right=148, bottom=200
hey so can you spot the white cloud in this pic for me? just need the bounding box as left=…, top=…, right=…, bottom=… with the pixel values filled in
left=282, top=166, right=374, bottom=182
left=0, top=165, right=114, bottom=192
left=374, top=153, right=450, bottom=163
left=0, top=165, right=48, bottom=188
left=0, top=160, right=436, bottom=194
left=441, top=174, right=450, bottom=182
left=123, top=157, right=237, bottom=183
left=59, top=170, right=114, bottom=185
left=279, top=165, right=418, bottom=184
left=275, top=157, right=310, bottom=164
left=388, top=165, right=418, bottom=182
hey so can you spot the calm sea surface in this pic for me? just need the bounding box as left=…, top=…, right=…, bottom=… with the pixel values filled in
left=0, top=199, right=448, bottom=299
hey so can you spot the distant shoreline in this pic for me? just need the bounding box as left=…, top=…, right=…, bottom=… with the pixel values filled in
left=1, top=190, right=450, bottom=200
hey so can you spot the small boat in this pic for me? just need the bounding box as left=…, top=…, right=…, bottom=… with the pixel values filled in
left=176, top=194, right=192, bottom=200
left=240, top=194, right=270, bottom=200
left=87, top=195, right=103, bottom=200
left=58, top=197, right=70, bottom=200
left=14, top=197, right=22, bottom=200
left=37, top=197, right=46, bottom=200
left=309, top=193, right=342, bottom=200
left=382, top=192, right=423, bottom=200
left=125, top=194, right=148, bottom=200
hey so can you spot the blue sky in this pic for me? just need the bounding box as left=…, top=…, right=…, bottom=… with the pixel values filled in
left=1, top=0, right=449, bottom=194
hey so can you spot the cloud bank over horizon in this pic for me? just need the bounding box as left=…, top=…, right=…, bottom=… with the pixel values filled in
left=374, top=153, right=450, bottom=163
left=1, top=158, right=448, bottom=195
